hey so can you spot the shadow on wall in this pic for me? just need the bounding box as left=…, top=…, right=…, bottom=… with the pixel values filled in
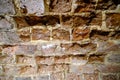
left=112, top=0, right=120, bottom=5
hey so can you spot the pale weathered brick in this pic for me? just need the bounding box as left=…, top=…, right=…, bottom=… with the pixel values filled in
left=33, top=75, right=49, bottom=80
left=35, top=43, right=61, bottom=56
left=71, top=55, right=87, bottom=65
left=19, top=0, right=44, bottom=15
left=0, top=0, right=15, bottom=15
left=70, top=64, right=96, bottom=74
left=16, top=77, right=32, bottom=80
left=0, top=16, right=13, bottom=30
left=107, top=53, right=120, bottom=63
left=61, top=42, right=97, bottom=55
left=0, top=31, right=21, bottom=44
left=96, top=64, right=120, bottom=73
left=3, top=65, right=36, bottom=75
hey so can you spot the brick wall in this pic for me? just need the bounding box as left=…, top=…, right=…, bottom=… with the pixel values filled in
left=0, top=0, right=120, bottom=80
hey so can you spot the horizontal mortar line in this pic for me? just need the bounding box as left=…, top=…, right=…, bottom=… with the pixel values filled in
left=0, top=10, right=120, bottom=17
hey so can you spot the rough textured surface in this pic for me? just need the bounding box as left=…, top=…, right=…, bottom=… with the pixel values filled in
left=0, top=0, right=15, bottom=15
left=0, top=0, right=120, bottom=80
left=19, top=0, right=44, bottom=15
left=74, top=0, right=117, bottom=13
left=49, top=0, right=72, bottom=12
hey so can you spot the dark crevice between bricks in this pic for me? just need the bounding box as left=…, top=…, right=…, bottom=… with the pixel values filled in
left=110, top=31, right=120, bottom=39
left=112, top=0, right=120, bottom=5
left=90, top=30, right=110, bottom=40
left=13, top=15, right=60, bottom=28
left=24, top=16, right=60, bottom=26
left=90, top=30, right=120, bottom=40
left=88, top=54, right=106, bottom=63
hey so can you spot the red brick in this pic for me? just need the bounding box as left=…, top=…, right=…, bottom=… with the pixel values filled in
left=106, top=13, right=120, bottom=30
left=74, top=0, right=117, bottom=13
left=62, top=13, right=102, bottom=27
left=17, top=28, right=31, bottom=42
left=52, top=28, right=70, bottom=41
left=73, top=15, right=90, bottom=27
left=49, top=0, right=72, bottom=13
left=72, top=27, right=90, bottom=41
left=74, top=0, right=95, bottom=12
left=32, top=28, right=50, bottom=40
left=62, top=15, right=90, bottom=27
